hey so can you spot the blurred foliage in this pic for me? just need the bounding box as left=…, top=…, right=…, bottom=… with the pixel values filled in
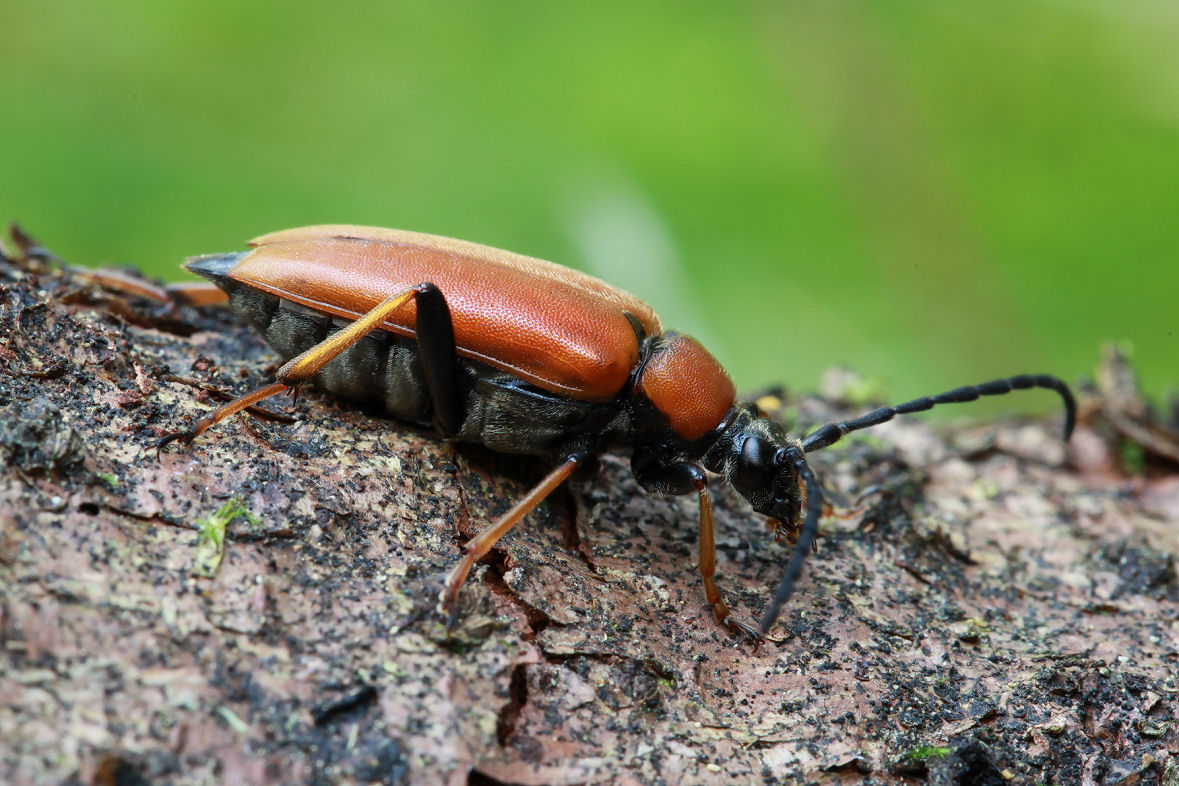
left=2, top=1, right=1175, bottom=406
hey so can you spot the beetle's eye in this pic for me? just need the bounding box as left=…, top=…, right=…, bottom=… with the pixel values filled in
left=741, top=435, right=766, bottom=467
left=735, top=436, right=774, bottom=489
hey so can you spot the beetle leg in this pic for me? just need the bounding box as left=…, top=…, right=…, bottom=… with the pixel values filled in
left=158, top=286, right=420, bottom=448
left=69, top=267, right=229, bottom=308
left=165, top=281, right=230, bottom=307
left=440, top=454, right=583, bottom=628
left=632, top=453, right=760, bottom=642
left=694, top=476, right=761, bottom=644
left=411, top=283, right=462, bottom=437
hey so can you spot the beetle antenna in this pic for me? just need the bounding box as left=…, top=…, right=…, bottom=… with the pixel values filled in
left=801, top=374, right=1075, bottom=454
left=759, top=447, right=823, bottom=635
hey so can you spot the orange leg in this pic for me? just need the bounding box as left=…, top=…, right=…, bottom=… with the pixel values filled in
left=696, top=478, right=760, bottom=643
left=73, top=269, right=229, bottom=307
left=440, top=455, right=582, bottom=628
left=165, top=281, right=230, bottom=307
left=158, top=287, right=417, bottom=449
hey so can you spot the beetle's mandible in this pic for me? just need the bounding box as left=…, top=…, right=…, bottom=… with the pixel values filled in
left=159, top=225, right=1076, bottom=640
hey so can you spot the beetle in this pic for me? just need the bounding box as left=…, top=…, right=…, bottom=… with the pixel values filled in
left=159, top=225, right=1075, bottom=639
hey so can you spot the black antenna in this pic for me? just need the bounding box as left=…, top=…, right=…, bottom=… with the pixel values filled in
left=759, top=373, right=1075, bottom=634
left=759, top=446, right=823, bottom=635
left=802, top=374, right=1075, bottom=454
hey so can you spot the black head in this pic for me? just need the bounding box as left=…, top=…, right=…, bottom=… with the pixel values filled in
left=707, top=406, right=804, bottom=528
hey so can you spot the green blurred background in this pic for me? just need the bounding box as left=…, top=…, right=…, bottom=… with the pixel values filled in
left=2, top=2, right=1175, bottom=407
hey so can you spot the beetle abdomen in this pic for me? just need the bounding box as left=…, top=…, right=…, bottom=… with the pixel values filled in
left=222, top=226, right=661, bottom=402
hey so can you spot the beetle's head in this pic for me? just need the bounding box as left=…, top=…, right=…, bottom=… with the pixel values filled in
left=705, top=405, right=804, bottom=530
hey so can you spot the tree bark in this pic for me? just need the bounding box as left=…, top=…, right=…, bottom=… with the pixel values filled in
left=1, top=232, right=1176, bottom=785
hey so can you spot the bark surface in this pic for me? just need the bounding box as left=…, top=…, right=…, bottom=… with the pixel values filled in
left=1, top=231, right=1176, bottom=785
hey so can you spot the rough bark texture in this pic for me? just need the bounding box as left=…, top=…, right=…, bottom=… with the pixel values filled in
left=1, top=230, right=1177, bottom=785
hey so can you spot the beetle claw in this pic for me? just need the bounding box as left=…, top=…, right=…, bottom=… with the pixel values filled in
left=712, top=599, right=764, bottom=649
left=723, top=616, right=764, bottom=651
left=438, top=583, right=461, bottom=632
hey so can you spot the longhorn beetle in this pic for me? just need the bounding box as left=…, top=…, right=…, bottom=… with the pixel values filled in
left=159, top=225, right=1075, bottom=639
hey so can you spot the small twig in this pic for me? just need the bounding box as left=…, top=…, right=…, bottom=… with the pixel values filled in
left=895, top=560, right=934, bottom=586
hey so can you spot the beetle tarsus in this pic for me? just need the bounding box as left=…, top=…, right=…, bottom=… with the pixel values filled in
left=441, top=588, right=462, bottom=632
left=718, top=613, right=763, bottom=650
left=156, top=429, right=194, bottom=452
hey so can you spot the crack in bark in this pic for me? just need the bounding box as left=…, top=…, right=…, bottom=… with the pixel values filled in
left=495, top=663, right=528, bottom=746
left=481, top=550, right=553, bottom=640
